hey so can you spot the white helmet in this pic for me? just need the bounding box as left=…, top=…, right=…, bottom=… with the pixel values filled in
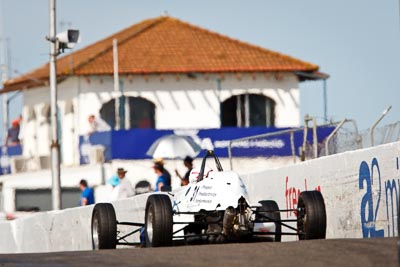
left=189, top=167, right=213, bottom=183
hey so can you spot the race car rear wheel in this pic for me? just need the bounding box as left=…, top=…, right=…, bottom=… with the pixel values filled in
left=91, top=203, right=117, bottom=249
left=145, top=194, right=173, bottom=247
left=256, top=200, right=282, bottom=242
left=297, top=190, right=326, bottom=240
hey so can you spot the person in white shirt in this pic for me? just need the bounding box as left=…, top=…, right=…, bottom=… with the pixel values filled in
left=87, top=114, right=111, bottom=134
left=115, top=168, right=134, bottom=199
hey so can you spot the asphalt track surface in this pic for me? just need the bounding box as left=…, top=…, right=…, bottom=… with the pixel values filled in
left=0, top=238, right=397, bottom=267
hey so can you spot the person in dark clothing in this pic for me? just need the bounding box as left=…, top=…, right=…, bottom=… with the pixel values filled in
left=175, top=156, right=193, bottom=186
left=5, top=120, right=20, bottom=146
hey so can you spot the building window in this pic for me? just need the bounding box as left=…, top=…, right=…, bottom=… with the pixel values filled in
left=15, top=188, right=81, bottom=211
left=221, top=94, right=275, bottom=127
left=99, top=99, right=117, bottom=129
left=100, top=96, right=155, bottom=129
left=127, top=97, right=155, bottom=128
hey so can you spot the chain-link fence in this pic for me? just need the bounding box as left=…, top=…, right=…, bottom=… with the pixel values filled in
left=331, top=121, right=400, bottom=153
left=228, top=119, right=400, bottom=172
left=227, top=122, right=345, bottom=171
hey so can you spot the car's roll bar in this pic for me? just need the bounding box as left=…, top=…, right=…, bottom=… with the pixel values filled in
left=198, top=150, right=223, bottom=182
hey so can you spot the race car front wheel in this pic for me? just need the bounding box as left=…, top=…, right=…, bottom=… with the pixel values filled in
left=145, top=194, right=173, bottom=247
left=91, top=203, right=117, bottom=249
left=297, top=190, right=326, bottom=240
left=256, top=200, right=282, bottom=242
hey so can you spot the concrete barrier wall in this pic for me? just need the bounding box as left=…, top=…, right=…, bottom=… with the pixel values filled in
left=0, top=141, right=399, bottom=253
left=0, top=193, right=149, bottom=253
left=242, top=141, right=400, bottom=240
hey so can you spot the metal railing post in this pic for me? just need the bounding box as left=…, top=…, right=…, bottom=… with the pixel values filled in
left=290, top=130, right=296, bottom=163
left=369, top=105, right=392, bottom=147
left=301, top=115, right=310, bottom=161
left=325, top=118, right=346, bottom=156
left=312, top=117, right=318, bottom=158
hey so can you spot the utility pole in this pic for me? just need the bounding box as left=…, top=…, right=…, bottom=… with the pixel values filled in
left=49, top=0, right=61, bottom=210
left=323, top=79, right=328, bottom=123
left=216, top=78, right=222, bottom=126
left=1, top=37, right=13, bottom=143
left=1, top=64, right=7, bottom=139
left=0, top=0, right=8, bottom=142
left=113, top=39, right=120, bottom=130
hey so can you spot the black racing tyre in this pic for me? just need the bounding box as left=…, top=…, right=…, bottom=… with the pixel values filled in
left=91, top=203, right=117, bottom=249
left=256, top=200, right=282, bottom=242
left=145, top=194, right=173, bottom=247
left=297, top=190, right=326, bottom=240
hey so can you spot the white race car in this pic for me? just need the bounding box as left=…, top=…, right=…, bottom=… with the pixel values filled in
left=91, top=150, right=326, bottom=249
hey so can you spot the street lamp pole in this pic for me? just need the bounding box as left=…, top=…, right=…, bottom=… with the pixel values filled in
left=1, top=64, right=8, bottom=138
left=49, top=0, right=61, bottom=210
left=323, top=78, right=328, bottom=123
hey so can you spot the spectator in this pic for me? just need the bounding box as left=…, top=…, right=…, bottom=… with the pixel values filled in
left=153, top=163, right=168, bottom=192
left=87, top=114, right=111, bottom=134
left=115, top=168, right=134, bottom=199
left=175, top=156, right=193, bottom=186
left=107, top=174, right=120, bottom=201
left=79, top=179, right=95, bottom=206
left=4, top=119, right=20, bottom=146
left=153, top=158, right=171, bottom=189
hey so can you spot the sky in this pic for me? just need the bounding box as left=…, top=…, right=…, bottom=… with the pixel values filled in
left=0, top=0, right=399, bottom=141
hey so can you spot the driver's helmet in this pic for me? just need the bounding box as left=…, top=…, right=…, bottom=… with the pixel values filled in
left=189, top=167, right=213, bottom=183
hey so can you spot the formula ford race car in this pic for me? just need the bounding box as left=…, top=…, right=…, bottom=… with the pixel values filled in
left=91, top=150, right=326, bottom=249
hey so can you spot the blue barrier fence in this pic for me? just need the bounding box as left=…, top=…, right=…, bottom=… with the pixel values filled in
left=79, top=127, right=334, bottom=164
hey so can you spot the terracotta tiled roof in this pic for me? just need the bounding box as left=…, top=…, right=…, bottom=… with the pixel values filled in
left=2, top=16, right=322, bottom=92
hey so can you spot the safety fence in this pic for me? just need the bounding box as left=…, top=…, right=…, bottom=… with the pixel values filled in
left=228, top=118, right=400, bottom=171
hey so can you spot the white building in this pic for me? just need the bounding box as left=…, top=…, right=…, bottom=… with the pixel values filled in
left=2, top=16, right=327, bottom=166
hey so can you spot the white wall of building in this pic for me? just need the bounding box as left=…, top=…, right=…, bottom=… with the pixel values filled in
left=20, top=72, right=300, bottom=166
left=21, top=79, right=80, bottom=166
left=75, top=72, right=300, bottom=130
